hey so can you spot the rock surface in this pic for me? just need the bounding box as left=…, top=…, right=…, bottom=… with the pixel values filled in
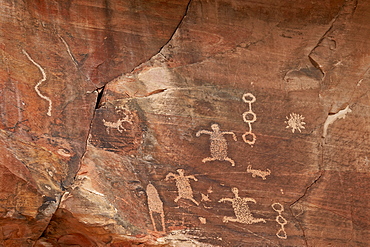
left=1, top=0, right=370, bottom=246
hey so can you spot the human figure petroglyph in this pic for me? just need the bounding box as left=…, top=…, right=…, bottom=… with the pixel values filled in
left=272, top=202, right=288, bottom=239
left=22, top=49, right=52, bottom=117
left=165, top=169, right=199, bottom=206
left=246, top=165, right=271, bottom=180
left=146, top=184, right=165, bottom=232
left=242, top=93, right=257, bottom=145
left=219, top=187, right=266, bottom=224
left=196, top=123, right=237, bottom=166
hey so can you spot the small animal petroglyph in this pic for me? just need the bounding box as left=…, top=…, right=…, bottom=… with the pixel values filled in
left=196, top=123, right=237, bottom=166
left=146, top=183, right=165, bottom=232
left=242, top=93, right=257, bottom=145
left=285, top=113, right=306, bottom=133
left=165, top=169, right=199, bottom=206
left=103, top=119, right=127, bottom=134
left=22, top=49, right=52, bottom=117
left=246, top=165, right=271, bottom=180
left=272, top=202, right=288, bottom=239
left=103, top=108, right=133, bottom=134
left=219, top=187, right=266, bottom=224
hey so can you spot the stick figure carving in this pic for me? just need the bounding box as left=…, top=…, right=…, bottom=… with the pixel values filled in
left=196, top=123, right=237, bottom=166
left=272, top=202, right=288, bottom=239
left=219, top=187, right=266, bottom=224
left=165, top=169, right=199, bottom=206
left=146, top=184, right=165, bottom=232
left=242, top=93, right=257, bottom=145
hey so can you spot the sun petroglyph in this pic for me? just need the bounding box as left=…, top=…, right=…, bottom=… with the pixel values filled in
left=272, top=202, right=288, bottom=239
left=219, top=187, right=266, bottom=224
left=146, top=184, right=165, bottom=232
left=165, top=169, right=199, bottom=206
left=196, top=123, right=237, bottom=166
left=246, top=165, right=271, bottom=180
left=22, top=49, right=52, bottom=117
left=242, top=93, right=257, bottom=145
left=285, top=113, right=306, bottom=133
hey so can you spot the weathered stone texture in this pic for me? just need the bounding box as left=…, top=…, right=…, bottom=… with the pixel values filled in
left=1, top=0, right=370, bottom=246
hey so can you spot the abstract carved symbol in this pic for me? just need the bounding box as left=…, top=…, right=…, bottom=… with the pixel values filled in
left=165, top=169, right=199, bottom=206
left=246, top=165, right=271, bottom=180
left=22, top=49, right=52, bottom=117
left=272, top=202, right=288, bottom=239
left=242, top=93, right=257, bottom=145
left=196, top=123, right=237, bottom=166
left=285, top=113, right=306, bottom=133
left=103, top=109, right=133, bottom=134
left=146, top=183, right=165, bottom=232
left=218, top=187, right=266, bottom=224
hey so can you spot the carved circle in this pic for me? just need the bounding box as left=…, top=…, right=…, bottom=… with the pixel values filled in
left=271, top=202, right=284, bottom=213
left=242, top=111, right=257, bottom=123
left=242, top=93, right=256, bottom=103
left=242, top=132, right=256, bottom=145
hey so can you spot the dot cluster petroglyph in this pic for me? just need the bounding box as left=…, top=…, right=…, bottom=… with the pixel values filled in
left=165, top=169, right=199, bottom=206
left=196, top=123, right=237, bottom=166
left=219, top=187, right=266, bottom=224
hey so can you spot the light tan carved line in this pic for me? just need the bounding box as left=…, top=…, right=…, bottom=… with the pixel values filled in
left=271, top=202, right=288, bottom=239
left=165, top=169, right=199, bottom=206
left=246, top=165, right=271, bottom=180
left=242, top=93, right=256, bottom=145
left=218, top=187, right=266, bottom=224
left=146, top=183, right=165, bottom=232
left=59, top=36, right=79, bottom=67
left=22, top=49, right=52, bottom=117
left=196, top=123, right=237, bottom=166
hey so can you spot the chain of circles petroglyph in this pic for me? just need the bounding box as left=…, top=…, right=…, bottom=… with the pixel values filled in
left=272, top=202, right=288, bottom=239
left=242, top=93, right=257, bottom=145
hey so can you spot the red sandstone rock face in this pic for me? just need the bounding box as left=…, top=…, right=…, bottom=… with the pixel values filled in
left=1, top=0, right=370, bottom=246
